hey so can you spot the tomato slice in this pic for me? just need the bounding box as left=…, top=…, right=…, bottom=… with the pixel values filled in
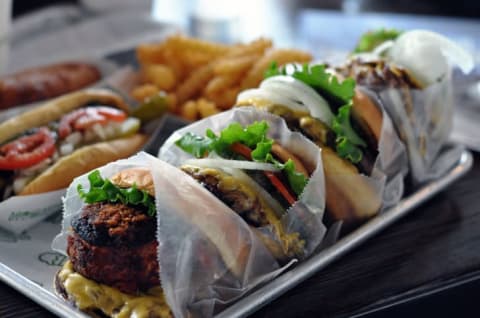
left=230, top=142, right=297, bottom=205
left=0, top=127, right=56, bottom=170
left=59, top=107, right=127, bottom=138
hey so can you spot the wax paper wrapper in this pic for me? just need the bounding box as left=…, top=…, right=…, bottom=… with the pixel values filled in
left=0, top=190, right=65, bottom=235
left=373, top=72, right=460, bottom=185
left=339, top=57, right=459, bottom=185
left=363, top=88, right=409, bottom=208
left=159, top=108, right=327, bottom=316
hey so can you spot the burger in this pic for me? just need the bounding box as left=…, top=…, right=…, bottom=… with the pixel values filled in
left=55, top=167, right=172, bottom=318
left=235, top=63, right=383, bottom=226
left=340, top=29, right=474, bottom=184
left=55, top=164, right=271, bottom=317
left=173, top=119, right=320, bottom=261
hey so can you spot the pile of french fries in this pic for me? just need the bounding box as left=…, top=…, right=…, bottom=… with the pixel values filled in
left=132, top=35, right=312, bottom=121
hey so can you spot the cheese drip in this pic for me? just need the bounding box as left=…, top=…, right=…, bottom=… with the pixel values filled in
left=58, top=261, right=172, bottom=318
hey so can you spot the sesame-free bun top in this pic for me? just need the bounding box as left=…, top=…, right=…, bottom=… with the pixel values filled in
left=110, top=167, right=155, bottom=197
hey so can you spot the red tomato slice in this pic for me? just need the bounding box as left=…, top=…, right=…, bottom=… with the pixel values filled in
left=59, top=107, right=127, bottom=138
left=230, top=142, right=297, bottom=205
left=0, top=127, right=56, bottom=170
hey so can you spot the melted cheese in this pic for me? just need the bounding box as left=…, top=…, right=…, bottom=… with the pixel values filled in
left=59, top=262, right=172, bottom=318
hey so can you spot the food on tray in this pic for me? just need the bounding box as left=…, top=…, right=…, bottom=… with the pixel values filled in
left=175, top=120, right=312, bottom=261
left=0, top=62, right=101, bottom=109
left=133, top=35, right=312, bottom=120
left=341, top=29, right=474, bottom=183
left=0, top=88, right=146, bottom=199
left=236, top=63, right=382, bottom=222
left=55, top=168, right=172, bottom=318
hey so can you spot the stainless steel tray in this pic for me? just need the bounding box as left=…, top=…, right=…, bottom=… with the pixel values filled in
left=0, top=150, right=473, bottom=318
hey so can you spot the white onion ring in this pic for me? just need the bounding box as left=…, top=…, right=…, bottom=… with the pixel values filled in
left=236, top=88, right=307, bottom=113
left=260, top=76, right=334, bottom=125
left=184, top=158, right=280, bottom=172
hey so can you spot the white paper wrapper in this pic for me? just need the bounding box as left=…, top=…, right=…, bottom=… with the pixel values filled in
left=364, top=88, right=409, bottom=208
left=0, top=189, right=64, bottom=234
left=158, top=108, right=327, bottom=317
left=371, top=71, right=460, bottom=185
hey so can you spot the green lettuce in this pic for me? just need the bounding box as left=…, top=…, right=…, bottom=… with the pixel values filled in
left=353, top=28, right=402, bottom=53
left=78, top=170, right=156, bottom=216
left=265, top=63, right=366, bottom=164
left=175, top=121, right=308, bottom=196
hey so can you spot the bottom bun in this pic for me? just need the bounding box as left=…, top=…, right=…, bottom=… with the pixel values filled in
left=55, top=261, right=172, bottom=318
left=21, top=134, right=147, bottom=195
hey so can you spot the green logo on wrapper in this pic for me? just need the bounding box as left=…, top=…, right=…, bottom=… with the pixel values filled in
left=8, top=204, right=61, bottom=222
left=38, top=251, right=66, bottom=267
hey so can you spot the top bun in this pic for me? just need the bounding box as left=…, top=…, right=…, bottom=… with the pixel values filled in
left=110, top=167, right=155, bottom=196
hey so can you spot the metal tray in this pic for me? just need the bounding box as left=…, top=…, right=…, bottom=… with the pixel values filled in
left=0, top=150, right=473, bottom=318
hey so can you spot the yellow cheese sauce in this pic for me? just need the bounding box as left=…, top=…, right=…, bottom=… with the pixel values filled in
left=58, top=262, right=172, bottom=318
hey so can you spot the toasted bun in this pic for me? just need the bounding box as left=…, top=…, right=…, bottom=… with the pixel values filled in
left=322, top=147, right=381, bottom=222
left=0, top=88, right=129, bottom=144
left=55, top=262, right=172, bottom=318
left=20, top=134, right=147, bottom=195
left=352, top=88, right=383, bottom=149
left=110, top=167, right=155, bottom=196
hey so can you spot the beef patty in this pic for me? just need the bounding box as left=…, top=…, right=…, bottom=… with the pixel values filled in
left=67, top=202, right=159, bottom=294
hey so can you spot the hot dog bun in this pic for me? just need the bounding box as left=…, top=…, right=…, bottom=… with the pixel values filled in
left=20, top=134, right=147, bottom=195
left=0, top=88, right=129, bottom=144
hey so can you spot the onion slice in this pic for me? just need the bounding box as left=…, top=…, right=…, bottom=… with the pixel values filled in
left=184, top=158, right=280, bottom=172
left=261, top=76, right=334, bottom=125
left=236, top=88, right=307, bottom=113
left=388, top=30, right=474, bottom=86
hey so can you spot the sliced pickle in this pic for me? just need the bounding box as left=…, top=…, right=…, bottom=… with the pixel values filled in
left=131, top=93, right=169, bottom=123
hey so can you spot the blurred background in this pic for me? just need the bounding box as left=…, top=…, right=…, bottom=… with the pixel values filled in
left=3, top=0, right=480, bottom=70
left=4, top=0, right=478, bottom=149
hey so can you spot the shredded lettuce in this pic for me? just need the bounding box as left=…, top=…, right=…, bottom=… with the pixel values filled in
left=265, top=63, right=366, bottom=164
left=353, top=28, right=402, bottom=53
left=78, top=170, right=156, bottom=216
left=175, top=121, right=308, bottom=196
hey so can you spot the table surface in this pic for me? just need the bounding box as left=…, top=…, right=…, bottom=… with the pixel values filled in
left=2, top=7, right=480, bottom=318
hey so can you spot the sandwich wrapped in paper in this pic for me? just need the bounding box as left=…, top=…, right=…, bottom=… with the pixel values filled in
left=158, top=107, right=327, bottom=316
left=52, top=107, right=326, bottom=317
left=0, top=88, right=146, bottom=234
left=340, top=29, right=474, bottom=184
left=235, top=64, right=408, bottom=231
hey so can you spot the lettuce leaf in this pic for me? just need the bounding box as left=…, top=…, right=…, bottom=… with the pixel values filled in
left=265, top=63, right=355, bottom=106
left=332, top=102, right=366, bottom=163
left=265, top=62, right=367, bottom=164
left=175, top=121, right=308, bottom=196
left=282, top=159, right=308, bottom=196
left=353, top=28, right=402, bottom=53
left=78, top=170, right=156, bottom=216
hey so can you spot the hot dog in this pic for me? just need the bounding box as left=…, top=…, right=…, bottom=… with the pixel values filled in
left=0, top=62, right=101, bottom=109
left=0, top=88, right=146, bottom=199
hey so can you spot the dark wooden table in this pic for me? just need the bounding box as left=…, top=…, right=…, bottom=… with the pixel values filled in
left=1, top=152, right=479, bottom=318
